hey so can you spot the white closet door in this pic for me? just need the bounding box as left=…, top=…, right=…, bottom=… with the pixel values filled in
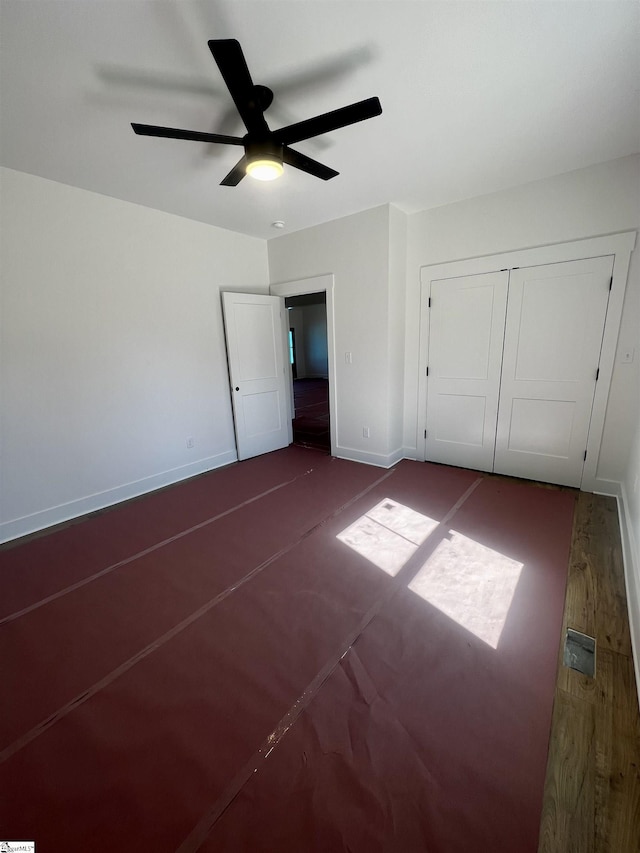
left=494, top=256, right=613, bottom=487
left=425, top=271, right=509, bottom=472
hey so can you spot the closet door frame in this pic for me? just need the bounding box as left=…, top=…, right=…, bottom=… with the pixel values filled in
left=417, top=231, right=636, bottom=492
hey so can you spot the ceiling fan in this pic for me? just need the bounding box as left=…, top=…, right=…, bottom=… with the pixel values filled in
left=131, top=39, right=382, bottom=185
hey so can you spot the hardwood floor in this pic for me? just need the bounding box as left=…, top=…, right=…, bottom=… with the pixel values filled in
left=538, top=492, right=640, bottom=853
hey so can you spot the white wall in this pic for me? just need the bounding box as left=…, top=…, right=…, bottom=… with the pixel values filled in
left=0, top=168, right=269, bottom=541
left=268, top=204, right=403, bottom=467
left=403, top=155, right=640, bottom=485
left=388, top=205, right=408, bottom=456
left=302, top=303, right=328, bottom=378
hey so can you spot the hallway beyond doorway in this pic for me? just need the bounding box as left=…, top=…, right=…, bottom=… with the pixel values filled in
left=292, top=378, right=330, bottom=451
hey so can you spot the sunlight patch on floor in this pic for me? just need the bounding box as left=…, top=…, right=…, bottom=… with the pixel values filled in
left=336, top=498, right=438, bottom=576
left=408, top=531, right=523, bottom=648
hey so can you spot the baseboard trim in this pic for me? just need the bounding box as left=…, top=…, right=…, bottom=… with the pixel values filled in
left=401, top=446, right=419, bottom=461
left=335, top=445, right=405, bottom=469
left=618, top=482, right=640, bottom=710
left=592, top=478, right=622, bottom=497
left=0, top=450, right=238, bottom=544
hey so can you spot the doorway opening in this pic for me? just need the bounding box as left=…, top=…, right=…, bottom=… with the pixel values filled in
left=285, top=292, right=330, bottom=452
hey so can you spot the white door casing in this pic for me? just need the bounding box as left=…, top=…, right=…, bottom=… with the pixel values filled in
left=270, top=274, right=337, bottom=458
left=425, top=271, right=508, bottom=472
left=493, top=256, right=613, bottom=487
left=221, top=291, right=291, bottom=461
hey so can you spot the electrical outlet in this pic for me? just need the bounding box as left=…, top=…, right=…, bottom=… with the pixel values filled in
left=363, top=427, right=370, bottom=438
left=345, top=352, right=353, bottom=364
left=621, top=347, right=635, bottom=363
left=186, top=437, right=194, bottom=449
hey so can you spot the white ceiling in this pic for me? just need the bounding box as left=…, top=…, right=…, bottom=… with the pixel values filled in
left=1, top=1, right=639, bottom=240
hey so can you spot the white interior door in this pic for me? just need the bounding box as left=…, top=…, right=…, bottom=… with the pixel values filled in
left=425, top=271, right=509, bottom=472
left=494, top=256, right=613, bottom=486
left=222, top=292, right=291, bottom=461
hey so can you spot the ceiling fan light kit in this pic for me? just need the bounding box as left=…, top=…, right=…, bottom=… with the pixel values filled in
left=246, top=158, right=283, bottom=181
left=131, top=39, right=382, bottom=186
left=245, top=140, right=284, bottom=181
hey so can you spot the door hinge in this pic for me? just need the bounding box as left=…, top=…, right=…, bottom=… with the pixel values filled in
left=609, top=276, right=613, bottom=290
left=595, top=367, right=599, bottom=381
left=426, top=366, right=429, bottom=376
left=424, top=429, right=427, bottom=439
left=584, top=450, right=587, bottom=461
left=428, top=296, right=432, bottom=308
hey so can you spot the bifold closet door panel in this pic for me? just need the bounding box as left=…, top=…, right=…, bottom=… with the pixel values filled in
left=494, top=256, right=613, bottom=487
left=425, top=271, right=508, bottom=472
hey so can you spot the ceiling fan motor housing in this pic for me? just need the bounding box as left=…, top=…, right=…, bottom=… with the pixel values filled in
left=245, top=138, right=284, bottom=167
left=252, top=84, right=274, bottom=112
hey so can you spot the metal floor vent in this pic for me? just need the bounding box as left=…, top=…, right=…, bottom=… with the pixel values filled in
left=563, top=628, right=596, bottom=677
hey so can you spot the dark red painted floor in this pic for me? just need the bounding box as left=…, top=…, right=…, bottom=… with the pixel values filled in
left=0, top=447, right=575, bottom=852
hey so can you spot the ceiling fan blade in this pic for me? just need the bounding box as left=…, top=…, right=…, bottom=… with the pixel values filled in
left=131, top=123, right=244, bottom=145
left=283, top=147, right=338, bottom=181
left=207, top=39, right=269, bottom=135
left=273, top=97, right=382, bottom=146
left=220, top=155, right=248, bottom=186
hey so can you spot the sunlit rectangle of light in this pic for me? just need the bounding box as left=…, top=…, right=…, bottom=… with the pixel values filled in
left=336, top=498, right=438, bottom=576
left=408, top=530, right=523, bottom=648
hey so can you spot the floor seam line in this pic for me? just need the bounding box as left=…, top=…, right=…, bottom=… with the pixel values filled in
left=0, top=468, right=325, bottom=627
left=174, top=474, right=484, bottom=853
left=0, top=467, right=395, bottom=765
